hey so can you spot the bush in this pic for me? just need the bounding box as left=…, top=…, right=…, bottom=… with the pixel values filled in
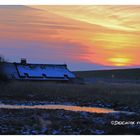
left=0, top=73, right=8, bottom=82
left=0, top=56, right=8, bottom=82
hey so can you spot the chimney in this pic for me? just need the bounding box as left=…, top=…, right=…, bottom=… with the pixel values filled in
left=21, top=58, right=27, bottom=65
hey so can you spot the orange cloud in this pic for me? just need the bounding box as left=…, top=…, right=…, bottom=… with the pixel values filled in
left=0, top=5, right=140, bottom=68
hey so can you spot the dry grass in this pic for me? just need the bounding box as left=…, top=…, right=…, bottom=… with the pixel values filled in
left=0, top=81, right=140, bottom=109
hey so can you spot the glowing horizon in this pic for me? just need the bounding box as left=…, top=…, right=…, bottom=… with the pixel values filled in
left=0, top=5, right=140, bottom=70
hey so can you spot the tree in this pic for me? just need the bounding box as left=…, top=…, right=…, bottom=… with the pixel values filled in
left=0, top=56, right=5, bottom=63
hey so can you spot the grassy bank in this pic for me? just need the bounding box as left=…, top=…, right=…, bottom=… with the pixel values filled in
left=0, top=81, right=140, bottom=111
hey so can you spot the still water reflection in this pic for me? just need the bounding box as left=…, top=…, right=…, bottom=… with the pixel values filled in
left=0, top=104, right=116, bottom=113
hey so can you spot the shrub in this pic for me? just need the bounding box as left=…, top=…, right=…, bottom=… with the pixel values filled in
left=0, top=56, right=8, bottom=82
left=0, top=73, right=8, bottom=82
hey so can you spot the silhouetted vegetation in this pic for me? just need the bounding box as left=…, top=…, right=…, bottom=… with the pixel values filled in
left=0, top=74, right=8, bottom=82
left=0, top=56, right=8, bottom=82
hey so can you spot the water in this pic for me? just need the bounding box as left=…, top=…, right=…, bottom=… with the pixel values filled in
left=0, top=104, right=116, bottom=114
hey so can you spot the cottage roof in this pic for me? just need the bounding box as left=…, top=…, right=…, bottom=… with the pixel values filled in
left=2, top=62, right=76, bottom=81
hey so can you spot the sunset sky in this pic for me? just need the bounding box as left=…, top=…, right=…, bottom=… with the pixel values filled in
left=0, top=5, right=140, bottom=70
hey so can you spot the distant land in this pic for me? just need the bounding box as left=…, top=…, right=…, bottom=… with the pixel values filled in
left=74, top=68, right=140, bottom=80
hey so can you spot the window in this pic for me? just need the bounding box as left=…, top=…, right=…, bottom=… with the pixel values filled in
left=42, top=74, right=47, bottom=78
left=24, top=73, right=29, bottom=78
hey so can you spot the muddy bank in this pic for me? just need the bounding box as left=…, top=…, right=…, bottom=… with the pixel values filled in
left=0, top=108, right=140, bottom=135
